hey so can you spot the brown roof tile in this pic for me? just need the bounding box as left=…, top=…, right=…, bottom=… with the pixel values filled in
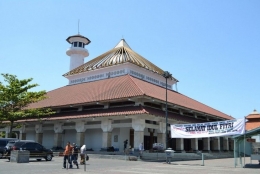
left=130, top=76, right=232, bottom=119
left=246, top=114, right=260, bottom=119
left=29, top=75, right=232, bottom=120
left=18, top=106, right=200, bottom=123
left=246, top=121, right=260, bottom=130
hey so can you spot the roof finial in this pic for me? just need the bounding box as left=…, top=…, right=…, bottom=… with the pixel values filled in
left=122, top=35, right=124, bottom=39
left=78, top=19, right=80, bottom=34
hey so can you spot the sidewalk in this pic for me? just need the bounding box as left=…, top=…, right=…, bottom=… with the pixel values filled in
left=172, top=157, right=260, bottom=168
left=0, top=156, right=259, bottom=174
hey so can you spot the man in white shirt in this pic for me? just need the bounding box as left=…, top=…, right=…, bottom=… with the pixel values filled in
left=80, top=145, right=86, bottom=165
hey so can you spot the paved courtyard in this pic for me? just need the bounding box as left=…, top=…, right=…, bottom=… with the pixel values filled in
left=0, top=156, right=259, bottom=174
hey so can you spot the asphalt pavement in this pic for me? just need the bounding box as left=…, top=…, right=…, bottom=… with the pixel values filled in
left=0, top=156, right=259, bottom=174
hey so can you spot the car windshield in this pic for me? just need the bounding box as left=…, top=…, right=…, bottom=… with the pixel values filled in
left=6, top=141, right=16, bottom=147
left=13, top=142, right=26, bottom=147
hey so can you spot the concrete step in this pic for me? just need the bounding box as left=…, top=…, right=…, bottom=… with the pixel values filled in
left=57, top=152, right=234, bottom=161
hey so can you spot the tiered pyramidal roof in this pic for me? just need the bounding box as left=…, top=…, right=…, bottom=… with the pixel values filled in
left=63, top=39, right=166, bottom=77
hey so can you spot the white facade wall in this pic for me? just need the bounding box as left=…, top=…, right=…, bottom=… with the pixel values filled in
left=26, top=131, right=35, bottom=141
left=63, top=129, right=76, bottom=147
left=237, top=135, right=260, bottom=156
left=252, top=134, right=260, bottom=142
left=118, top=127, right=130, bottom=151
left=85, top=129, right=102, bottom=151
left=66, top=63, right=176, bottom=89
left=111, top=128, right=120, bottom=149
left=42, top=130, right=54, bottom=149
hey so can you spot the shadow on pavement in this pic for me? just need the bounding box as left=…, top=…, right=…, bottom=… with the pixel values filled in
left=244, top=164, right=260, bottom=169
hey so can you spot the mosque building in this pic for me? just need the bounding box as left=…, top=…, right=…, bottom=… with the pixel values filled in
left=2, top=34, right=234, bottom=152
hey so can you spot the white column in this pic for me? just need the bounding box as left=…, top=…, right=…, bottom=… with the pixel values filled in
left=19, top=124, right=26, bottom=140
left=35, top=124, right=43, bottom=144
left=176, top=138, right=184, bottom=152
left=54, top=123, right=64, bottom=147
left=132, top=118, right=145, bottom=150
left=157, top=122, right=166, bottom=149
left=203, top=137, right=211, bottom=152
left=101, top=119, right=113, bottom=148
left=217, top=137, right=221, bottom=151
left=191, top=138, right=198, bottom=151
left=75, top=121, right=86, bottom=146
left=212, top=137, right=220, bottom=151
left=5, top=126, right=10, bottom=138
left=223, top=137, right=229, bottom=151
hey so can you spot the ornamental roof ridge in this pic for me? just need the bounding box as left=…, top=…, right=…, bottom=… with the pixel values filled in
left=114, top=39, right=131, bottom=49
left=63, top=39, right=165, bottom=77
left=251, top=109, right=259, bottom=115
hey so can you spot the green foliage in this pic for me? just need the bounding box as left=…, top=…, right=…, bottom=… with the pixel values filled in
left=0, top=131, right=5, bottom=138
left=0, top=73, right=54, bottom=137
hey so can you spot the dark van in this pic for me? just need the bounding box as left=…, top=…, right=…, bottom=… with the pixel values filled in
left=4, top=141, right=53, bottom=161
left=0, top=138, right=18, bottom=158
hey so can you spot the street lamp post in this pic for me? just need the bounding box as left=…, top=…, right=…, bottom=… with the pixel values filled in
left=162, top=71, right=172, bottom=149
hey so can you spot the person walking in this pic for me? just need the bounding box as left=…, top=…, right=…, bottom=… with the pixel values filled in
left=63, top=141, right=73, bottom=169
left=71, top=143, right=79, bottom=169
left=124, top=139, right=128, bottom=152
left=80, top=144, right=87, bottom=165
left=139, top=142, right=144, bottom=158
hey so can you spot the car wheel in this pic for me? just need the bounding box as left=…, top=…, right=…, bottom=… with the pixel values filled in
left=45, top=154, right=52, bottom=161
left=36, top=159, right=42, bottom=161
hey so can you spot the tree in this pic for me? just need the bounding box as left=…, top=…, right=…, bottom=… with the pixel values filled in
left=0, top=73, right=54, bottom=137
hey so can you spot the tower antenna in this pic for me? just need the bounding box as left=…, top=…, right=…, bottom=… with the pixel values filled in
left=78, top=19, right=80, bottom=34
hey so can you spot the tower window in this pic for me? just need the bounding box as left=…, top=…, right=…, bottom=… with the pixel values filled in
left=73, top=42, right=78, bottom=47
left=83, top=44, right=85, bottom=48
left=79, top=42, right=82, bottom=47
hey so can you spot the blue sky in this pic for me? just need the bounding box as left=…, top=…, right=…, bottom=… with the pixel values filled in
left=0, top=1, right=259, bottom=119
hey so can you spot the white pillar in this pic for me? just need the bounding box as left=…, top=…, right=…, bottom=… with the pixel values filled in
left=191, top=138, right=198, bottom=151
left=54, top=123, right=64, bottom=147
left=203, top=137, right=211, bottom=152
left=5, top=126, right=10, bottom=138
left=213, top=137, right=220, bottom=151
left=217, top=137, right=221, bottom=151
left=75, top=121, right=86, bottom=146
left=176, top=138, right=184, bottom=152
left=157, top=122, right=166, bottom=149
left=35, top=124, right=43, bottom=144
left=223, top=137, right=229, bottom=151
left=101, top=120, right=113, bottom=148
left=157, top=133, right=165, bottom=147
left=19, top=124, right=26, bottom=140
left=132, top=118, right=145, bottom=150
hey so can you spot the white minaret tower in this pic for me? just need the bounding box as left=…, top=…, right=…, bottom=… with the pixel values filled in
left=66, top=34, right=91, bottom=70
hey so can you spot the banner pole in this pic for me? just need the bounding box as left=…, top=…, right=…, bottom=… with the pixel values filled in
left=234, top=138, right=236, bottom=168
left=243, top=116, right=246, bottom=168
left=201, top=153, right=204, bottom=166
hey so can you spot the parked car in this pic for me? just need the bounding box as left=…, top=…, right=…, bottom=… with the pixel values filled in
left=4, top=141, right=53, bottom=161
left=0, top=138, right=18, bottom=158
left=4, top=140, right=35, bottom=156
